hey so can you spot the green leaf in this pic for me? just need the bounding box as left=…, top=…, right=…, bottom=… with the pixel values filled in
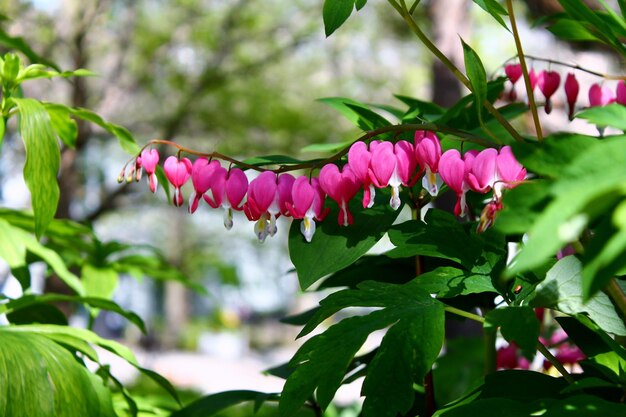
left=2, top=52, right=20, bottom=84
left=433, top=337, right=485, bottom=406
left=495, top=181, right=551, bottom=235
left=484, top=306, right=539, bottom=359
left=63, top=106, right=140, bottom=154
left=0, top=218, right=26, bottom=269
left=318, top=255, right=415, bottom=289
left=576, top=103, right=626, bottom=130
left=280, top=281, right=444, bottom=417
left=239, top=154, right=306, bottom=167
left=323, top=0, right=355, bottom=37
left=301, top=140, right=353, bottom=154
left=288, top=189, right=402, bottom=289
left=13, top=98, right=60, bottom=238
left=387, top=209, right=482, bottom=268
left=461, top=38, right=488, bottom=125
left=1, top=294, right=145, bottom=333
left=0, top=116, right=5, bottom=147
left=45, top=103, right=78, bottom=148
left=317, top=97, right=391, bottom=131
left=547, top=18, right=601, bottom=41
left=0, top=328, right=115, bottom=417
left=472, top=0, right=510, bottom=31
left=82, top=264, right=119, bottom=301
left=171, top=390, right=277, bottom=417
left=416, top=266, right=497, bottom=298
left=355, top=0, right=367, bottom=10
left=0, top=28, right=59, bottom=70
left=528, top=257, right=626, bottom=335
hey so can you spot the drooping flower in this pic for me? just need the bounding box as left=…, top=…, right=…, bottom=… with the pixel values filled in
left=318, top=164, right=361, bottom=226
left=189, top=158, right=220, bottom=214
left=477, top=200, right=503, bottom=233
left=467, top=146, right=525, bottom=199
left=505, top=63, right=523, bottom=100
left=287, top=176, right=329, bottom=242
left=368, top=140, right=416, bottom=209
left=589, top=83, right=615, bottom=107
left=537, top=70, right=561, bottom=114
left=529, top=68, right=539, bottom=92
left=243, top=172, right=295, bottom=242
left=163, top=156, right=192, bottom=207
left=564, top=73, right=579, bottom=120
left=204, top=167, right=248, bottom=229
left=414, top=131, right=442, bottom=196
left=347, top=141, right=374, bottom=208
left=617, top=81, right=626, bottom=105
left=438, top=149, right=472, bottom=217
left=493, top=146, right=526, bottom=198
left=140, top=148, right=160, bottom=193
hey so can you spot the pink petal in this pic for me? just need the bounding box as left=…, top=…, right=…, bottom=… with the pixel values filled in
left=496, top=146, right=526, bottom=184
left=414, top=131, right=441, bottom=172
left=225, top=169, right=248, bottom=210
left=248, top=171, right=277, bottom=213
left=589, top=83, right=615, bottom=107
left=438, top=149, right=464, bottom=194
left=290, top=176, right=315, bottom=219
left=617, top=81, right=626, bottom=105
left=467, top=148, right=498, bottom=193
left=140, top=149, right=160, bottom=174
left=394, top=140, right=416, bottom=185
left=347, top=141, right=371, bottom=182
left=369, top=141, right=395, bottom=188
left=505, top=64, right=522, bottom=84
left=277, top=174, right=296, bottom=216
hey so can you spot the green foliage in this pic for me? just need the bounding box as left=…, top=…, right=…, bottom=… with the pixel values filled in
left=484, top=306, right=539, bottom=359
left=461, top=39, right=488, bottom=124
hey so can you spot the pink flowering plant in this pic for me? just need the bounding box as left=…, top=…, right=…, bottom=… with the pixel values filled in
left=2, top=0, right=626, bottom=416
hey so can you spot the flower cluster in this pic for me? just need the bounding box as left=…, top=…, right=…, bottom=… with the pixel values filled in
left=130, top=131, right=526, bottom=242
left=504, top=63, right=626, bottom=119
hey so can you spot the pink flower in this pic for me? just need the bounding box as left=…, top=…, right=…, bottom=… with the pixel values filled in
left=287, top=176, right=329, bottom=242
left=140, top=148, right=160, bottom=193
left=414, top=131, right=442, bottom=196
left=537, top=70, right=561, bottom=114
left=205, top=167, right=248, bottom=229
left=589, top=83, right=615, bottom=107
left=189, top=158, right=220, bottom=214
left=319, top=164, right=361, bottom=226
left=368, top=140, right=416, bottom=209
left=467, top=146, right=525, bottom=199
left=439, top=149, right=472, bottom=217
left=529, top=68, right=539, bottom=91
left=348, top=141, right=374, bottom=208
left=617, top=81, right=626, bottom=105
left=243, top=172, right=294, bottom=242
left=163, top=156, right=192, bottom=207
left=564, top=73, right=579, bottom=120
left=505, top=63, right=522, bottom=100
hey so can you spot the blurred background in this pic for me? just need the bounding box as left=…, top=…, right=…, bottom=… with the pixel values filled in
left=0, top=0, right=622, bottom=415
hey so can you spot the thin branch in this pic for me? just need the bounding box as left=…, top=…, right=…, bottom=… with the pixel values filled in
left=506, top=0, right=543, bottom=142
left=506, top=55, right=626, bottom=81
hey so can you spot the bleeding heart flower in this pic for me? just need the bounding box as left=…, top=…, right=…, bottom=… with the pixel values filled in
left=564, top=73, right=579, bottom=120
left=348, top=141, right=374, bottom=208
left=505, top=63, right=523, bottom=100
left=494, top=146, right=526, bottom=198
left=140, top=148, right=160, bottom=193
left=319, top=164, right=361, bottom=226
left=538, top=70, right=561, bottom=114
left=189, top=158, right=220, bottom=214
left=368, top=140, right=416, bottom=209
left=414, top=131, right=442, bottom=196
left=617, top=81, right=626, bottom=105
left=589, top=83, right=615, bottom=107
left=243, top=172, right=294, bottom=242
left=164, top=156, right=192, bottom=207
left=467, top=147, right=525, bottom=199
left=205, top=167, right=248, bottom=229
left=439, top=149, right=473, bottom=217
left=529, top=68, right=539, bottom=92
left=287, top=176, right=329, bottom=242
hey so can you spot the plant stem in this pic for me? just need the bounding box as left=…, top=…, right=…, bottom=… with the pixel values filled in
left=124, top=122, right=494, bottom=175
left=444, top=306, right=575, bottom=383
left=392, top=0, right=525, bottom=143
left=537, top=341, right=575, bottom=384
left=605, top=278, right=626, bottom=321
left=444, top=306, right=485, bottom=323
left=505, top=0, right=543, bottom=142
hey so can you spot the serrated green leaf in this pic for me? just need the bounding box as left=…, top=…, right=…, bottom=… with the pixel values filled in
left=171, top=390, right=277, bottom=417
left=528, top=257, right=626, bottom=335
left=288, top=189, right=402, bottom=289
left=576, top=103, right=626, bottom=130
left=13, top=98, right=60, bottom=238
left=280, top=281, right=443, bottom=417
left=484, top=306, right=539, bottom=359
left=323, top=0, right=355, bottom=37
left=0, top=329, right=115, bottom=417
left=387, top=209, right=482, bottom=268
left=461, top=38, right=488, bottom=125
left=45, top=103, right=78, bottom=148
left=415, top=266, right=497, bottom=297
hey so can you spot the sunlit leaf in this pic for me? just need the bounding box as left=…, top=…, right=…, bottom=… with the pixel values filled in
left=323, top=0, right=355, bottom=37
